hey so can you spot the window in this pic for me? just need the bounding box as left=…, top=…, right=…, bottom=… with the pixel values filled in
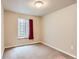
left=18, top=18, right=29, bottom=39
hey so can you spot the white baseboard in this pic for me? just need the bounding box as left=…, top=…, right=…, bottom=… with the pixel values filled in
left=5, top=41, right=40, bottom=48
left=41, top=42, right=76, bottom=58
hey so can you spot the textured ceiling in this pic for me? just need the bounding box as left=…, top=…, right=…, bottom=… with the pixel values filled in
left=2, top=0, right=76, bottom=16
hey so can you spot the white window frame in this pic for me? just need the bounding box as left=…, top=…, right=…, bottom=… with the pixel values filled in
left=18, top=18, right=29, bottom=39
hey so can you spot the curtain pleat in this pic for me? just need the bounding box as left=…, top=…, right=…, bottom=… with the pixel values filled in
left=29, top=19, right=34, bottom=39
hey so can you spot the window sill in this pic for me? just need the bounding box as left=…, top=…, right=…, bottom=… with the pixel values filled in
left=18, top=37, right=28, bottom=39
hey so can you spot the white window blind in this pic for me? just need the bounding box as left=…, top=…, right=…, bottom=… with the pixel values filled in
left=18, top=18, right=29, bottom=39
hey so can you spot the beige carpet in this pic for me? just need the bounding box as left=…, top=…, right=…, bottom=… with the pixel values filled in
left=3, top=43, right=75, bottom=59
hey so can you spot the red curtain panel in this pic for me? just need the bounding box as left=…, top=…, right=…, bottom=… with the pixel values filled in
left=29, top=19, right=34, bottom=40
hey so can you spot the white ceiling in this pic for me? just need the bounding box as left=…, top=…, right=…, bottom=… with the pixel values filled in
left=3, top=0, right=76, bottom=16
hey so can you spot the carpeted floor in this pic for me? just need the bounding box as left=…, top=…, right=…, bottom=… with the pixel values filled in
left=3, top=43, right=75, bottom=59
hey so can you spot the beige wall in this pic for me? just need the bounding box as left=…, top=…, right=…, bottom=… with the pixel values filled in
left=1, top=4, right=5, bottom=57
left=42, top=4, right=76, bottom=57
left=4, top=3, right=76, bottom=58
left=4, top=11, right=41, bottom=48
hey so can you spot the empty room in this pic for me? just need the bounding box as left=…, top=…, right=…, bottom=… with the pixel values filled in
left=1, top=0, right=77, bottom=59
